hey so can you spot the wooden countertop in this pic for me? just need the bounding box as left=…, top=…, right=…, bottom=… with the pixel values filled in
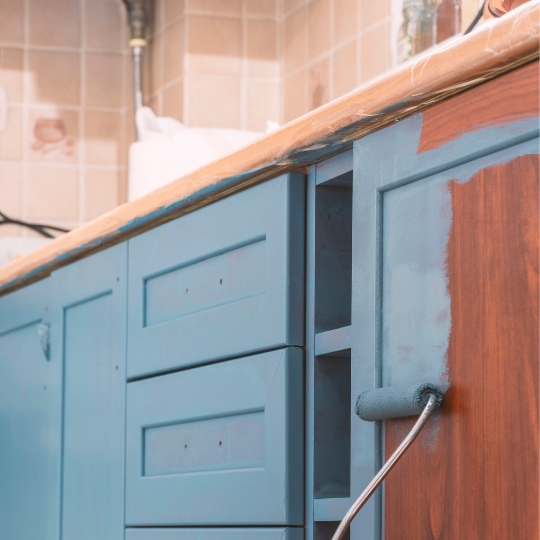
left=1, top=2, right=538, bottom=295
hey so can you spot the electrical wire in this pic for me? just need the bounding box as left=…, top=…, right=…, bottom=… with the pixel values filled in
left=0, top=210, right=70, bottom=239
left=464, top=1, right=487, bottom=34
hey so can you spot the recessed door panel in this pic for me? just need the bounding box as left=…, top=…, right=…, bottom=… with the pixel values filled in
left=51, top=244, right=127, bottom=540
left=127, top=173, right=305, bottom=379
left=125, top=348, right=304, bottom=526
left=0, top=279, right=60, bottom=540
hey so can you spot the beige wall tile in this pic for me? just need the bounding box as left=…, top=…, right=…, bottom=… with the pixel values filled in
left=0, top=47, right=23, bottom=103
left=0, top=0, right=24, bottom=45
left=29, top=0, right=81, bottom=48
left=283, top=70, right=307, bottom=123
left=84, top=169, right=120, bottom=221
left=333, top=40, right=358, bottom=99
left=0, top=107, right=23, bottom=161
left=308, top=56, right=330, bottom=111
left=118, top=168, right=127, bottom=206
left=246, top=0, right=277, bottom=17
left=84, top=111, right=123, bottom=166
left=334, top=0, right=358, bottom=45
left=308, top=0, right=331, bottom=61
left=284, top=7, right=308, bottom=75
left=145, top=94, right=161, bottom=115
left=150, top=0, right=165, bottom=36
left=0, top=162, right=23, bottom=219
left=247, top=20, right=278, bottom=60
left=28, top=108, right=79, bottom=164
left=27, top=51, right=80, bottom=106
left=186, top=74, right=240, bottom=128
left=85, top=54, right=124, bottom=108
left=186, top=16, right=242, bottom=75
left=0, top=223, right=22, bottom=238
left=164, top=0, right=185, bottom=22
left=125, top=107, right=137, bottom=149
left=360, top=22, right=391, bottom=82
left=85, top=1, right=124, bottom=51
left=186, top=0, right=242, bottom=16
left=162, top=80, right=184, bottom=121
left=144, top=34, right=164, bottom=96
left=360, top=0, right=390, bottom=30
left=245, top=79, right=279, bottom=132
left=27, top=165, right=79, bottom=221
left=284, top=0, right=307, bottom=15
left=163, top=20, right=184, bottom=84
left=246, top=19, right=278, bottom=76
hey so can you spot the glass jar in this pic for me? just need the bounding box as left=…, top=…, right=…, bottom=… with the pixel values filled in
left=398, top=0, right=443, bottom=63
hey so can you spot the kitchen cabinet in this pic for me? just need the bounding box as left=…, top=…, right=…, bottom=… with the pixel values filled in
left=0, top=19, right=537, bottom=540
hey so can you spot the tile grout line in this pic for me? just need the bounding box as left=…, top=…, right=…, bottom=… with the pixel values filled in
left=79, top=0, right=86, bottom=226
left=21, top=0, right=30, bottom=237
left=240, top=0, right=248, bottom=130
left=183, top=8, right=189, bottom=126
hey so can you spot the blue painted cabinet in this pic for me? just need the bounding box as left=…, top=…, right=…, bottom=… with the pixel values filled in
left=127, top=173, right=305, bottom=379
left=126, top=347, right=304, bottom=526
left=126, top=528, right=304, bottom=540
left=0, top=279, right=61, bottom=540
left=50, top=245, right=127, bottom=539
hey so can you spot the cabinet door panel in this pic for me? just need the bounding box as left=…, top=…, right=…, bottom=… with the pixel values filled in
left=0, top=279, right=61, bottom=540
left=127, top=173, right=305, bottom=379
left=51, top=244, right=127, bottom=540
left=126, top=528, right=304, bottom=540
left=352, top=62, right=539, bottom=540
left=126, top=348, right=304, bottom=526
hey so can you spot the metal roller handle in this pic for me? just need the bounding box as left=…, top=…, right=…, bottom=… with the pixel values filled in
left=331, top=393, right=439, bottom=540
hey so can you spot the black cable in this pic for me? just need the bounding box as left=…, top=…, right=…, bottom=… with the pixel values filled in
left=464, top=1, right=487, bottom=35
left=0, top=210, right=70, bottom=239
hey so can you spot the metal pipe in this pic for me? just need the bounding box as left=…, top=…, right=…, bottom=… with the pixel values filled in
left=131, top=45, right=144, bottom=112
left=331, top=393, right=439, bottom=540
left=122, top=0, right=148, bottom=138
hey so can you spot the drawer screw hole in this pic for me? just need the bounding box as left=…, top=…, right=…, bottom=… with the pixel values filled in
left=219, top=441, right=222, bottom=446
left=184, top=444, right=187, bottom=449
left=185, top=288, right=188, bottom=294
left=220, top=279, right=222, bottom=285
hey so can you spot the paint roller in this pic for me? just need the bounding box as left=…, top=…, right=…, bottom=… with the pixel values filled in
left=332, top=382, right=445, bottom=540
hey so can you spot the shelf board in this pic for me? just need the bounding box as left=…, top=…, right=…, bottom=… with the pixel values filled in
left=315, top=325, right=351, bottom=357
left=314, top=497, right=351, bottom=522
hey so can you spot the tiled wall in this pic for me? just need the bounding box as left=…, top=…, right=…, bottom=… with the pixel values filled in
left=282, top=0, right=392, bottom=123
left=146, top=0, right=281, bottom=132
left=0, top=0, right=131, bottom=238
left=147, top=0, right=394, bottom=128
left=0, top=0, right=474, bottom=234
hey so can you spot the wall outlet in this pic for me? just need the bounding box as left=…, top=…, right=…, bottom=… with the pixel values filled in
left=0, top=87, right=7, bottom=132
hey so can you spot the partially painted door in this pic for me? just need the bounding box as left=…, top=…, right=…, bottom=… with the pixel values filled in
left=50, top=244, right=127, bottom=539
left=0, top=278, right=61, bottom=540
left=351, top=62, right=539, bottom=539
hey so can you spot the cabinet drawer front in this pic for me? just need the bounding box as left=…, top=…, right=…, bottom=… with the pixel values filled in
left=127, top=173, right=305, bottom=379
left=126, top=529, right=303, bottom=540
left=126, top=348, right=304, bottom=526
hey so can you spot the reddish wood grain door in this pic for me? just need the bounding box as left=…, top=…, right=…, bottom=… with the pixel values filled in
left=383, top=64, right=539, bottom=539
